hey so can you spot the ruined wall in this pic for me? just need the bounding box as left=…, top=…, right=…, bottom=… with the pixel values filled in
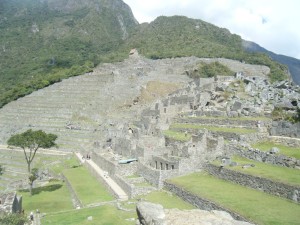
left=164, top=182, right=250, bottom=222
left=91, top=152, right=117, bottom=175
left=137, top=161, right=179, bottom=188
left=61, top=174, right=82, bottom=208
left=231, top=145, right=300, bottom=168
left=0, top=192, right=22, bottom=214
left=175, top=117, right=270, bottom=129
left=205, top=164, right=300, bottom=203
left=270, top=121, right=300, bottom=138
left=267, top=135, right=300, bottom=147
left=112, top=174, right=134, bottom=198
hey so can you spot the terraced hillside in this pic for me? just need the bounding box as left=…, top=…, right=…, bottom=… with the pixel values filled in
left=0, top=56, right=270, bottom=151
left=0, top=56, right=190, bottom=150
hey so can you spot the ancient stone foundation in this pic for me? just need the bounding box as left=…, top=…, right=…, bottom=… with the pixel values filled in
left=205, top=164, right=300, bottom=203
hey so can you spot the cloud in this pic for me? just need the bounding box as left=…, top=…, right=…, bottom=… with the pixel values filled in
left=123, top=0, right=300, bottom=59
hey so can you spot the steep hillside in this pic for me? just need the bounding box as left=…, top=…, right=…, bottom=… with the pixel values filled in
left=243, top=40, right=300, bottom=84
left=0, top=0, right=137, bottom=107
left=0, top=2, right=290, bottom=108
left=123, top=16, right=288, bottom=83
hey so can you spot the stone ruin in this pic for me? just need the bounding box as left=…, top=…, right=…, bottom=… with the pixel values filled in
left=90, top=61, right=300, bottom=192
left=136, top=201, right=254, bottom=225
left=0, top=192, right=22, bottom=215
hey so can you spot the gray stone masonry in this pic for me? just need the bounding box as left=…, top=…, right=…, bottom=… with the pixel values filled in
left=61, top=174, right=82, bottom=208
left=164, top=181, right=251, bottom=223
left=205, top=164, right=300, bottom=203
left=175, top=117, right=271, bottom=129
left=270, top=121, right=300, bottom=138
left=230, top=144, right=300, bottom=168
left=0, top=192, right=22, bottom=214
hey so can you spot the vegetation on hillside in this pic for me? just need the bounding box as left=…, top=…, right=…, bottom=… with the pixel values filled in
left=0, top=0, right=137, bottom=108
left=188, top=61, right=234, bottom=78
left=0, top=2, right=289, bottom=108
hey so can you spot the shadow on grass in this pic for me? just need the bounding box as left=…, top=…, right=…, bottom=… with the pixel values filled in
left=19, top=184, right=63, bottom=195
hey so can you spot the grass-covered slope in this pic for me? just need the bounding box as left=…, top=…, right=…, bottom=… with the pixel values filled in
left=0, top=3, right=289, bottom=108
left=0, top=0, right=137, bottom=108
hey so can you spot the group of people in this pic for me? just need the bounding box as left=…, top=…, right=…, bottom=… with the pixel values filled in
left=82, top=153, right=91, bottom=160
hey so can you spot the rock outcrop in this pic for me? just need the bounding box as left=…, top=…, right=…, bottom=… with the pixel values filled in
left=136, top=202, right=254, bottom=225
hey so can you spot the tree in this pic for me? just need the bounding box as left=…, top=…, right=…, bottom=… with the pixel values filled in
left=0, top=213, right=28, bottom=225
left=7, top=129, right=57, bottom=195
left=0, top=165, right=3, bottom=175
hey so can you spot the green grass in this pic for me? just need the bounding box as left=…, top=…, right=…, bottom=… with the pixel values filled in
left=42, top=205, right=136, bottom=225
left=169, top=172, right=300, bottom=225
left=252, top=141, right=300, bottom=159
left=215, top=156, right=300, bottom=186
left=139, top=190, right=195, bottom=210
left=50, top=155, right=81, bottom=174
left=184, top=116, right=271, bottom=121
left=134, top=182, right=153, bottom=187
left=63, top=166, right=114, bottom=205
left=19, top=180, right=73, bottom=213
left=170, top=123, right=257, bottom=134
left=163, top=130, right=191, bottom=142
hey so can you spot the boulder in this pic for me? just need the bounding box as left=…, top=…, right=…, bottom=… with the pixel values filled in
left=269, top=147, right=280, bottom=154
left=136, top=202, right=166, bottom=225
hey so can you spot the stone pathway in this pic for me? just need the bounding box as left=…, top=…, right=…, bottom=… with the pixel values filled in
left=75, top=152, right=128, bottom=201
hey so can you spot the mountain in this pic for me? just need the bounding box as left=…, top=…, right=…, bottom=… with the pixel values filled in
left=0, top=0, right=138, bottom=107
left=123, top=16, right=288, bottom=82
left=243, top=40, right=300, bottom=84
left=0, top=0, right=291, bottom=108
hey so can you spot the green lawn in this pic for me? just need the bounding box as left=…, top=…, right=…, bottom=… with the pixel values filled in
left=140, top=190, right=195, bottom=210
left=169, top=172, right=300, bottom=225
left=63, top=166, right=114, bottom=205
left=19, top=180, right=73, bottom=213
left=183, top=116, right=271, bottom=121
left=170, top=123, right=257, bottom=134
left=163, top=130, right=191, bottom=142
left=42, top=205, right=136, bottom=225
left=252, top=141, right=300, bottom=159
left=215, top=156, right=300, bottom=186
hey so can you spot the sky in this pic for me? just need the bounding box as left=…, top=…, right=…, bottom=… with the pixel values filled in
left=123, top=0, right=300, bottom=59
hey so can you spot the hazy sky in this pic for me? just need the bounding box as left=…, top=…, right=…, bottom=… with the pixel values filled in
left=123, top=0, right=300, bottom=59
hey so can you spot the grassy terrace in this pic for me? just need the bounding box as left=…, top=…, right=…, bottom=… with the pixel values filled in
left=19, top=180, right=73, bottom=213
left=170, top=123, right=257, bottom=134
left=181, top=116, right=271, bottom=121
left=140, top=191, right=195, bottom=210
left=169, top=172, right=300, bottom=225
left=42, top=205, right=136, bottom=225
left=63, top=166, right=114, bottom=205
left=252, top=141, right=300, bottom=159
left=163, top=130, right=192, bottom=142
left=214, top=156, right=300, bottom=186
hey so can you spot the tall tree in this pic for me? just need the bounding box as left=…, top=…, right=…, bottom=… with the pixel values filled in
left=7, top=129, right=57, bottom=195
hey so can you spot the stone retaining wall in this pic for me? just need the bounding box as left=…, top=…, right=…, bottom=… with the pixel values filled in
left=270, top=121, right=300, bottom=138
left=91, top=152, right=117, bottom=175
left=172, top=128, right=241, bottom=140
left=84, top=162, right=119, bottom=199
left=61, top=173, right=82, bottom=208
left=205, top=164, right=300, bottom=203
left=175, top=117, right=270, bottom=129
left=267, top=136, right=300, bottom=147
left=137, top=161, right=179, bottom=188
left=231, top=145, right=300, bottom=168
left=164, top=181, right=250, bottom=222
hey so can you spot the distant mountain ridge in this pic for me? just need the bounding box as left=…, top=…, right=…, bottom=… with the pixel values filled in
left=242, top=40, right=300, bottom=84
left=0, top=0, right=297, bottom=108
